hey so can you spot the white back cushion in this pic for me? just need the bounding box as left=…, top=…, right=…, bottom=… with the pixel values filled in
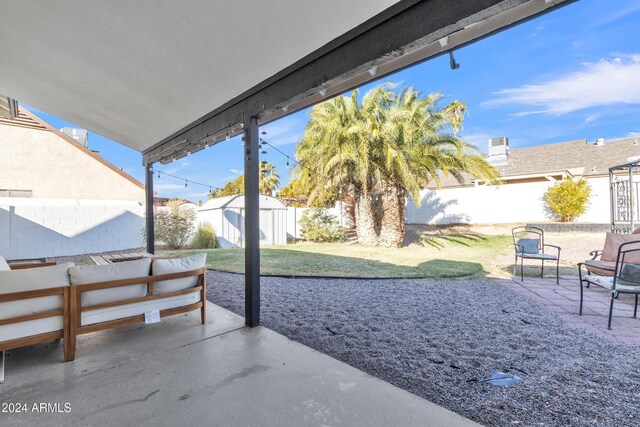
left=0, top=255, right=10, bottom=271
left=69, top=258, right=151, bottom=306
left=0, top=262, right=73, bottom=321
left=152, top=253, right=206, bottom=294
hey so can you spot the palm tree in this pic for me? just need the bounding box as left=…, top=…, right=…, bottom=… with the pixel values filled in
left=295, top=91, right=381, bottom=245
left=259, top=162, right=280, bottom=196
left=442, top=100, right=467, bottom=136
left=296, top=84, right=498, bottom=248
left=375, top=89, right=499, bottom=247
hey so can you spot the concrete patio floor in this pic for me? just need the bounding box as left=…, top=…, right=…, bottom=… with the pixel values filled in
left=499, top=274, right=640, bottom=346
left=1, top=304, right=477, bottom=427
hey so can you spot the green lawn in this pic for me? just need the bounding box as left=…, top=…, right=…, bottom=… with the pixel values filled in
left=162, top=235, right=512, bottom=278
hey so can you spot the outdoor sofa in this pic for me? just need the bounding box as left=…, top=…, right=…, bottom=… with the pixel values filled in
left=0, top=253, right=207, bottom=370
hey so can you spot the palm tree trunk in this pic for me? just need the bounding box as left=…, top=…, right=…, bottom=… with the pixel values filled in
left=354, top=187, right=379, bottom=246
left=380, top=183, right=406, bottom=248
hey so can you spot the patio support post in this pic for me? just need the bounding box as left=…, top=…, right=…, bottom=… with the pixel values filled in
left=145, top=163, right=155, bottom=254
left=629, top=166, right=634, bottom=232
left=243, top=115, right=260, bottom=327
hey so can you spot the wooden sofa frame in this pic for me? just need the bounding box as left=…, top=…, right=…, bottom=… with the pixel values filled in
left=0, top=264, right=206, bottom=365
left=67, top=267, right=207, bottom=361
left=1, top=263, right=72, bottom=383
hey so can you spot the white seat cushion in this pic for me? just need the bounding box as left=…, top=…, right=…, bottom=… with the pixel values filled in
left=81, top=292, right=201, bottom=326
left=0, top=316, right=64, bottom=342
left=0, top=262, right=72, bottom=322
left=152, top=253, right=206, bottom=294
left=0, top=255, right=10, bottom=271
left=69, top=258, right=151, bottom=306
left=583, top=274, right=640, bottom=293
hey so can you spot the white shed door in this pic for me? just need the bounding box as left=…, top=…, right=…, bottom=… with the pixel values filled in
left=259, top=209, right=273, bottom=245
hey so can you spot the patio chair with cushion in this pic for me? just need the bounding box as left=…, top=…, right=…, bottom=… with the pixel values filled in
left=578, top=239, right=640, bottom=329
left=512, top=226, right=561, bottom=284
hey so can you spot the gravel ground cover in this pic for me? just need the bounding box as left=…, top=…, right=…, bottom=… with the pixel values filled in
left=207, top=270, right=640, bottom=427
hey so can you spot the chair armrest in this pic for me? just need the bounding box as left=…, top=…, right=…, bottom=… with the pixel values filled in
left=589, top=250, right=602, bottom=260
left=543, top=244, right=561, bottom=256
left=582, top=260, right=616, bottom=274
left=9, top=262, right=57, bottom=270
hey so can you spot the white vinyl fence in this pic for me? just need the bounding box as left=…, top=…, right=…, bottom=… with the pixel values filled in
left=0, top=198, right=145, bottom=259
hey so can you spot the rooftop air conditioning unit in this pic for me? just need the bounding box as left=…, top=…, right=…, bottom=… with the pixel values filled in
left=61, top=127, right=89, bottom=148
left=487, top=137, right=509, bottom=165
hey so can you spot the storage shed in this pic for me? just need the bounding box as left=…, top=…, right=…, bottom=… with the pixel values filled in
left=198, top=195, right=287, bottom=248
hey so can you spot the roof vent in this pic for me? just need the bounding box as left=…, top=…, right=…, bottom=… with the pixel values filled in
left=487, top=137, right=509, bottom=166
left=595, top=137, right=605, bottom=146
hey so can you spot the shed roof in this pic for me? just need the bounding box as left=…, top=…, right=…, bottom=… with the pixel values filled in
left=200, top=195, right=286, bottom=211
left=432, top=137, right=640, bottom=188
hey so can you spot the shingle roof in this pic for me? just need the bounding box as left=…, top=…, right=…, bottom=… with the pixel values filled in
left=431, top=137, right=640, bottom=188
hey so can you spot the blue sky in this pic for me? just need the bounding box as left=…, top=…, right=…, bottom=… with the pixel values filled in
left=30, top=0, right=640, bottom=202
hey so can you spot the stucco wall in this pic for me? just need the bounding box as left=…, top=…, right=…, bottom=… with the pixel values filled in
left=0, top=124, right=144, bottom=202
left=0, top=197, right=145, bottom=259
left=406, top=176, right=611, bottom=225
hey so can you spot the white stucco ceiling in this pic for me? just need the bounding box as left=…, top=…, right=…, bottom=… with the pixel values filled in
left=0, top=0, right=398, bottom=151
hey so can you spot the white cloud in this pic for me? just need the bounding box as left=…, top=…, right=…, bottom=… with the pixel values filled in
left=230, top=168, right=242, bottom=175
left=262, top=116, right=305, bottom=146
left=483, top=55, right=640, bottom=116
left=628, top=132, right=640, bottom=138
left=459, top=132, right=494, bottom=150
left=583, top=113, right=601, bottom=124
left=154, top=183, right=185, bottom=191
left=590, top=4, right=640, bottom=28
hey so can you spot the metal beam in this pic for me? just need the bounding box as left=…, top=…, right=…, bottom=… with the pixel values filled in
left=143, top=0, right=575, bottom=165
left=145, top=164, right=155, bottom=254
left=244, top=115, right=260, bottom=327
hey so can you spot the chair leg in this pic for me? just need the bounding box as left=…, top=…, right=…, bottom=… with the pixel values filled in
left=608, top=293, right=615, bottom=330
left=635, top=294, right=638, bottom=318
left=541, top=259, right=544, bottom=278
left=578, top=278, right=584, bottom=315
left=0, top=351, right=4, bottom=384
left=520, top=257, right=524, bottom=282
left=65, top=339, right=76, bottom=362
left=556, top=258, right=560, bottom=284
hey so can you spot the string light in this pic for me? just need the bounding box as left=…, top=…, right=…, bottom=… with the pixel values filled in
left=150, top=168, right=223, bottom=192
left=260, top=138, right=331, bottom=181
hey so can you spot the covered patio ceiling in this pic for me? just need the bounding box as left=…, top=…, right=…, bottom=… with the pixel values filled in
left=1, top=0, right=574, bottom=329
left=0, top=0, right=572, bottom=165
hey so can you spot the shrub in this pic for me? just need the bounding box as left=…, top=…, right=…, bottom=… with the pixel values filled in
left=544, top=178, right=592, bottom=222
left=191, top=223, right=219, bottom=249
left=154, top=206, right=196, bottom=249
left=299, top=208, right=345, bottom=242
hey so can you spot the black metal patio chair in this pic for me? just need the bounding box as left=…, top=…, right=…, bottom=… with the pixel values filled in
left=578, top=240, right=640, bottom=329
left=512, top=226, right=561, bottom=284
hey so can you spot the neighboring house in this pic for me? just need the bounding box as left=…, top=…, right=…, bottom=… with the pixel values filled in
left=0, top=107, right=145, bottom=258
left=406, top=137, right=640, bottom=225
